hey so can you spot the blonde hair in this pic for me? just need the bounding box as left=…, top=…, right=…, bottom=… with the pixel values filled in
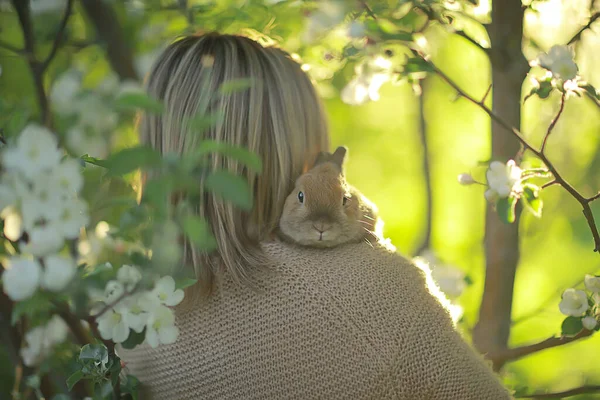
left=140, top=33, right=329, bottom=294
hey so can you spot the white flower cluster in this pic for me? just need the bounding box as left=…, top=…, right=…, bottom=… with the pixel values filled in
left=536, top=45, right=578, bottom=82
left=1, top=124, right=87, bottom=301
left=50, top=70, right=142, bottom=159
left=341, top=55, right=393, bottom=106
left=21, top=315, right=69, bottom=367
left=78, top=221, right=145, bottom=266
left=559, top=275, right=600, bottom=330
left=484, top=160, right=523, bottom=202
left=94, top=265, right=183, bottom=348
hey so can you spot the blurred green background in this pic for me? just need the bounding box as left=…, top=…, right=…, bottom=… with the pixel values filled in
left=1, top=0, right=600, bottom=397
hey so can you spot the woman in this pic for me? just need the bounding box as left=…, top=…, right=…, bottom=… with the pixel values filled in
left=120, top=33, right=511, bottom=399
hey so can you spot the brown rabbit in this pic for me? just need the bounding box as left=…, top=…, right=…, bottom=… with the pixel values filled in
left=278, top=146, right=379, bottom=248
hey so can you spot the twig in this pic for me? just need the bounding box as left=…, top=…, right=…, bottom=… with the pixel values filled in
left=518, top=384, right=600, bottom=399
left=481, top=84, right=492, bottom=105
left=567, top=12, right=600, bottom=45
left=415, top=79, right=432, bottom=256
left=542, top=180, right=558, bottom=189
left=360, top=1, right=377, bottom=20
left=40, top=0, right=74, bottom=72
left=0, top=39, right=25, bottom=55
left=489, top=329, right=593, bottom=364
left=91, top=286, right=138, bottom=320
left=423, top=53, right=600, bottom=252
left=540, top=91, right=566, bottom=154
left=587, top=192, right=600, bottom=202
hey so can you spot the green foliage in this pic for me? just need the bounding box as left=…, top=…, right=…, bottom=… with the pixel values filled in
left=100, top=145, right=163, bottom=177
left=182, top=216, right=217, bottom=252
left=114, top=93, right=164, bottom=114
left=197, top=140, right=263, bottom=172
left=218, top=78, right=254, bottom=94
left=120, top=329, right=146, bottom=350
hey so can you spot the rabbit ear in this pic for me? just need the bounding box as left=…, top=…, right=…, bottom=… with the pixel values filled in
left=331, top=146, right=347, bottom=168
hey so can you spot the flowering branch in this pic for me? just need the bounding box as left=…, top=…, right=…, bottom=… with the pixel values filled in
left=517, top=384, right=600, bottom=399
left=422, top=52, right=600, bottom=252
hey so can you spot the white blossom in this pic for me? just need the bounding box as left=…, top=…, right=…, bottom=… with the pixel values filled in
left=20, top=315, right=68, bottom=367
left=117, top=264, right=142, bottom=291
left=118, top=293, right=151, bottom=333
left=559, top=289, right=589, bottom=317
left=0, top=183, right=17, bottom=213
left=584, top=274, right=600, bottom=293
left=97, top=308, right=130, bottom=343
left=104, top=280, right=126, bottom=304
left=485, top=160, right=522, bottom=201
left=75, top=95, right=118, bottom=133
left=2, top=124, right=62, bottom=180
left=457, top=173, right=476, bottom=185
left=152, top=276, right=184, bottom=307
left=97, top=74, right=120, bottom=96
left=341, top=56, right=393, bottom=106
left=20, top=224, right=64, bottom=257
left=2, top=257, right=42, bottom=301
left=583, top=316, right=597, bottom=330
left=537, top=45, right=578, bottom=81
left=66, top=126, right=109, bottom=159
left=347, top=21, right=365, bottom=38
left=145, top=305, right=179, bottom=348
left=42, top=254, right=76, bottom=292
left=56, top=197, right=89, bottom=239
left=430, top=264, right=467, bottom=299
left=52, top=158, right=84, bottom=195
left=115, top=80, right=145, bottom=98
left=50, top=70, right=81, bottom=114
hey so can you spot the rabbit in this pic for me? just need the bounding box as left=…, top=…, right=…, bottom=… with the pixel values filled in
left=278, top=146, right=379, bottom=248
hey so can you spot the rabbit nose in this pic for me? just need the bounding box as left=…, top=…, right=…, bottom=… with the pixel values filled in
left=313, top=222, right=331, bottom=233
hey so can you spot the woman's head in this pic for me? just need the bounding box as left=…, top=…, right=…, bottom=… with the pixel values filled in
left=140, top=33, right=329, bottom=292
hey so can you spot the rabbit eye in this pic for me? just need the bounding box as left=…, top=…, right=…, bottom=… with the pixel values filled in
left=343, top=196, right=350, bottom=205
left=298, top=191, right=304, bottom=203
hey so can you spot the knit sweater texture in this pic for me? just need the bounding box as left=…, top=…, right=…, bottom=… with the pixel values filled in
left=120, top=240, right=512, bottom=399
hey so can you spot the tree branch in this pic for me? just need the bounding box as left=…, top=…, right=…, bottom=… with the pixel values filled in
left=542, top=180, right=558, bottom=189
left=11, top=0, right=51, bottom=128
left=79, top=0, right=139, bottom=81
left=423, top=54, right=600, bottom=252
left=540, top=91, right=566, bottom=154
left=41, top=0, right=74, bottom=72
left=360, top=1, right=377, bottom=20
left=517, top=384, right=600, bottom=399
left=489, top=329, right=592, bottom=364
left=415, top=79, right=432, bottom=255
left=567, top=12, right=600, bottom=45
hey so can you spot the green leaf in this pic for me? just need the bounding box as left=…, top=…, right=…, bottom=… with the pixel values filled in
left=102, top=146, right=162, bottom=177
left=120, top=329, right=146, bottom=350
left=561, top=316, right=583, bottom=337
left=197, top=140, right=263, bottom=172
left=79, top=344, right=109, bottom=364
left=175, top=277, right=198, bottom=290
left=496, top=196, right=517, bottom=224
left=189, top=112, right=224, bottom=136
left=52, top=395, right=71, bottom=400
left=402, top=57, right=434, bottom=75
left=121, top=375, right=140, bottom=400
left=205, top=170, right=253, bottom=210
left=522, top=184, right=543, bottom=217
left=218, top=78, right=253, bottom=94
left=66, top=370, right=84, bottom=391
left=580, top=83, right=600, bottom=100
left=110, top=355, right=122, bottom=387
left=114, top=93, right=164, bottom=114
left=182, top=215, right=217, bottom=251
left=81, top=154, right=106, bottom=168
left=524, top=79, right=553, bottom=102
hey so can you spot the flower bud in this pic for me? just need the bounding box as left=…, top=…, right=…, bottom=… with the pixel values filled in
left=583, top=316, right=597, bottom=330
left=457, top=173, right=475, bottom=185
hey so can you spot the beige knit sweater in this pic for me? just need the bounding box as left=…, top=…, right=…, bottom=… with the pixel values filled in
left=120, top=241, right=512, bottom=399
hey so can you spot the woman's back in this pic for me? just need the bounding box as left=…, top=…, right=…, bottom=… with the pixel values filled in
left=121, top=241, right=511, bottom=399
